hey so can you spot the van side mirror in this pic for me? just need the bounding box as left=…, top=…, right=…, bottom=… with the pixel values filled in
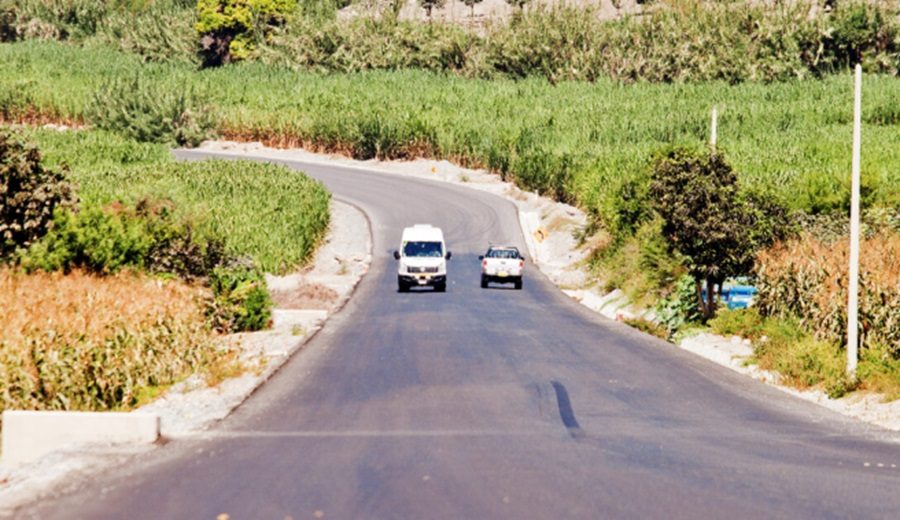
left=393, top=251, right=401, bottom=260
left=445, top=251, right=452, bottom=260
left=478, top=255, right=484, bottom=260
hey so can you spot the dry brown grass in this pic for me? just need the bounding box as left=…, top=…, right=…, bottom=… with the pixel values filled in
left=1, top=269, right=205, bottom=345
left=756, top=230, right=900, bottom=353
left=0, top=269, right=226, bottom=414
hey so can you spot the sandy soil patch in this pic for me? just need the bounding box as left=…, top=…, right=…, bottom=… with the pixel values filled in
left=270, top=282, right=340, bottom=310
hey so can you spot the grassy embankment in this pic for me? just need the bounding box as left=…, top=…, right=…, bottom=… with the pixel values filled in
left=0, top=127, right=331, bottom=416
left=24, top=127, right=330, bottom=273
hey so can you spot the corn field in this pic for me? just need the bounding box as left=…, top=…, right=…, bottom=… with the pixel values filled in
left=755, top=232, right=900, bottom=355
left=0, top=268, right=222, bottom=415
left=1, top=41, right=899, bottom=220
left=24, top=128, right=332, bottom=274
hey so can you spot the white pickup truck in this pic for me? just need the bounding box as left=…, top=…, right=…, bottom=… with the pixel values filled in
left=479, top=245, right=525, bottom=290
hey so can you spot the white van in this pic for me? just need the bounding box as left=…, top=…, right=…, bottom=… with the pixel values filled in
left=393, top=224, right=452, bottom=292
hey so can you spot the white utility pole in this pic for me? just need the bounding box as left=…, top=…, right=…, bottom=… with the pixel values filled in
left=847, top=64, right=862, bottom=376
left=710, top=106, right=718, bottom=149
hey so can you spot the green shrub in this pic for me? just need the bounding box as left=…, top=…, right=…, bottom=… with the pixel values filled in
left=139, top=199, right=229, bottom=281
left=747, top=315, right=853, bottom=398
left=655, top=273, right=701, bottom=335
left=98, top=2, right=198, bottom=63
left=0, top=130, right=76, bottom=260
left=709, top=308, right=765, bottom=340
left=635, top=219, right=685, bottom=292
left=591, top=218, right=686, bottom=309
left=196, top=0, right=296, bottom=66
left=623, top=317, right=668, bottom=340
left=21, top=205, right=151, bottom=273
left=88, top=75, right=215, bottom=146
left=206, top=263, right=272, bottom=332
left=21, top=200, right=226, bottom=278
left=858, top=343, right=900, bottom=401
left=261, top=15, right=473, bottom=73
left=602, top=171, right=653, bottom=241
left=826, top=1, right=900, bottom=73
left=6, top=0, right=110, bottom=40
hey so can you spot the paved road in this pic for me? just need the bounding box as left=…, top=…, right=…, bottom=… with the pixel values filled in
left=28, top=152, right=900, bottom=519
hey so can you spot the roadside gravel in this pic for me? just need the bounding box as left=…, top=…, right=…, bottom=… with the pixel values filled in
left=199, top=140, right=900, bottom=433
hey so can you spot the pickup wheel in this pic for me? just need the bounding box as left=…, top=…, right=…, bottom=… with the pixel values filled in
left=514, top=278, right=523, bottom=290
left=434, top=282, right=447, bottom=293
left=480, top=275, right=488, bottom=289
left=398, top=278, right=409, bottom=293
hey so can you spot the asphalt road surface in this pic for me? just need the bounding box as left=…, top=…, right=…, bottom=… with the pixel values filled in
left=27, top=152, right=900, bottom=519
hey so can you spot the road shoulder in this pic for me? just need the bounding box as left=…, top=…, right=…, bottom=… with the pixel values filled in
left=0, top=200, right=372, bottom=515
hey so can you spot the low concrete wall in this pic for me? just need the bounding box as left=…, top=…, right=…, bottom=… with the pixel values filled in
left=2, top=411, right=159, bottom=468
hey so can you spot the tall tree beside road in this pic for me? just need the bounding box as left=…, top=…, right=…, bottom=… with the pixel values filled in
left=649, top=147, right=789, bottom=320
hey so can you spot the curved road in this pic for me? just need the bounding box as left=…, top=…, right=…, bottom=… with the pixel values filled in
left=27, top=152, right=900, bottom=519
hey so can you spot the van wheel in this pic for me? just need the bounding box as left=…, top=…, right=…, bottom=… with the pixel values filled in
left=480, top=276, right=488, bottom=289
left=514, top=279, right=523, bottom=290
left=435, top=282, right=446, bottom=293
left=398, top=279, right=409, bottom=293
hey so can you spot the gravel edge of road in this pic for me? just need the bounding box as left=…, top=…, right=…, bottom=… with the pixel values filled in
left=0, top=199, right=374, bottom=515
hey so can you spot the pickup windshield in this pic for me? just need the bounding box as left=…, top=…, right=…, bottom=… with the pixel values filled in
left=403, top=241, right=443, bottom=258
left=486, top=249, right=519, bottom=259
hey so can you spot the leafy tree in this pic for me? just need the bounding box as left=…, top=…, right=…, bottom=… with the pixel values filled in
left=649, top=147, right=789, bottom=319
left=505, top=0, right=530, bottom=10
left=195, top=0, right=296, bottom=67
left=418, top=0, right=445, bottom=19
left=462, top=0, right=483, bottom=18
left=0, top=131, right=76, bottom=261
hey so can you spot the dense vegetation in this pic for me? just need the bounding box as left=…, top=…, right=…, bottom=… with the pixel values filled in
left=0, top=268, right=220, bottom=413
left=2, top=41, right=898, bottom=218
left=22, top=127, right=331, bottom=273
left=0, top=127, right=330, bottom=416
left=1, top=1, right=898, bottom=83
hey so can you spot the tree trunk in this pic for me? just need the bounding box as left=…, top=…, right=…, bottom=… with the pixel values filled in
left=696, top=277, right=717, bottom=321
left=706, top=278, right=717, bottom=319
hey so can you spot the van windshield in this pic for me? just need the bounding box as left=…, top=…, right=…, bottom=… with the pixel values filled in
left=403, top=241, right=443, bottom=258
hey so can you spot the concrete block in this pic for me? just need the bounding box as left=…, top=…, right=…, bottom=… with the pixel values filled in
left=2, top=410, right=159, bottom=467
